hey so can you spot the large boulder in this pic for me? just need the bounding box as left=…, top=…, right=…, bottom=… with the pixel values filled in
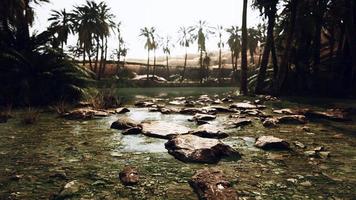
left=165, top=134, right=241, bottom=163
left=141, top=121, right=191, bottom=139
left=277, top=115, right=307, bottom=124
left=191, top=124, right=228, bottom=139
left=110, top=117, right=140, bottom=130
left=63, top=108, right=108, bottom=120
left=189, top=168, right=238, bottom=200
left=119, top=166, right=139, bottom=186
left=303, top=109, right=351, bottom=122
left=255, top=136, right=290, bottom=150
left=115, top=107, right=130, bottom=114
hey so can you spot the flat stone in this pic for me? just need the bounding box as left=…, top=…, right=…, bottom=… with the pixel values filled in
left=179, top=108, right=204, bottom=115
left=209, top=106, right=234, bottom=113
left=134, top=101, right=155, bottom=107
left=233, top=118, right=252, bottom=127
left=262, top=118, right=279, bottom=127
left=230, top=102, right=257, bottom=110
left=255, top=136, right=290, bottom=150
left=189, top=168, right=238, bottom=200
left=122, top=127, right=142, bottom=135
left=273, top=108, right=295, bottom=115
left=115, top=107, right=130, bottom=114
left=141, top=121, right=190, bottom=139
left=165, top=134, right=241, bottom=163
left=191, top=124, right=228, bottom=139
left=193, top=113, right=216, bottom=121
left=56, top=180, right=81, bottom=199
left=119, top=166, right=139, bottom=186
left=110, top=117, right=140, bottom=130
left=277, top=115, right=307, bottom=124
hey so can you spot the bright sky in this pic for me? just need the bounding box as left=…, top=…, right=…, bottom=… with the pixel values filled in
left=32, top=0, right=261, bottom=59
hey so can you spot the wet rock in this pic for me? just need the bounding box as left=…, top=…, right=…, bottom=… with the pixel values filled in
left=141, top=121, right=190, bottom=139
left=293, top=141, right=306, bottom=149
left=115, top=107, right=130, bottom=114
left=212, top=99, right=223, bottom=104
left=191, top=124, right=228, bottom=139
left=119, top=166, right=139, bottom=186
left=193, top=113, right=216, bottom=121
left=189, top=168, right=238, bottom=200
left=233, top=118, right=252, bottom=127
left=221, top=97, right=233, bottom=102
left=242, top=109, right=267, bottom=117
left=64, top=108, right=108, bottom=120
left=122, top=127, right=142, bottom=135
left=179, top=108, right=203, bottom=115
left=273, top=108, right=295, bottom=115
left=165, top=134, right=241, bottom=163
left=169, top=100, right=185, bottom=105
left=209, top=105, right=234, bottom=113
left=55, top=180, right=81, bottom=199
left=300, top=181, right=312, bottom=187
left=110, top=117, right=140, bottom=130
left=134, top=101, right=155, bottom=107
left=301, top=126, right=311, bottom=132
left=303, top=109, right=351, bottom=122
left=195, top=120, right=209, bottom=125
left=319, top=151, right=330, bottom=158
left=230, top=102, right=257, bottom=110
left=277, top=115, right=307, bottom=124
left=255, top=136, right=290, bottom=150
left=262, top=118, right=279, bottom=128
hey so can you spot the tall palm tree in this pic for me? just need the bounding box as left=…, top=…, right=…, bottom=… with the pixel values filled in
left=48, top=9, right=73, bottom=50
left=226, top=26, right=241, bottom=82
left=178, top=26, right=194, bottom=82
left=241, top=0, right=249, bottom=95
left=216, top=25, right=224, bottom=84
left=247, top=27, right=260, bottom=65
left=162, top=35, right=174, bottom=76
left=151, top=31, right=159, bottom=79
left=191, top=20, right=214, bottom=83
left=139, top=27, right=155, bottom=80
left=254, top=0, right=279, bottom=94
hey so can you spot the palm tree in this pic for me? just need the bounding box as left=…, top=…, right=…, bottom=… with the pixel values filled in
left=216, top=25, right=224, bottom=84
left=247, top=28, right=260, bottom=65
left=226, top=26, right=241, bottom=82
left=139, top=27, right=155, bottom=80
left=162, top=35, right=174, bottom=76
left=178, top=26, right=194, bottom=82
left=191, top=20, right=214, bottom=83
left=241, top=0, right=249, bottom=95
left=254, top=0, right=279, bottom=94
left=151, top=31, right=159, bottom=79
left=48, top=9, right=73, bottom=50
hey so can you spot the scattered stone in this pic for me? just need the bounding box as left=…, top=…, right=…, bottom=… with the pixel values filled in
left=233, top=118, right=252, bottom=127
left=301, top=126, right=311, bottom=132
left=64, top=108, right=108, bottom=120
left=262, top=118, right=279, bottom=128
left=293, top=141, right=306, bottom=149
left=56, top=180, right=81, bottom=199
left=193, top=113, right=216, bottom=121
left=165, top=134, right=241, bottom=163
left=277, top=115, right=307, bottom=124
left=302, top=109, right=351, bottom=122
left=255, top=136, right=290, bottom=150
left=300, top=181, right=312, bottom=187
left=189, top=168, right=238, bottom=200
left=304, top=151, right=318, bottom=157
left=191, top=124, right=228, bottom=139
left=115, top=107, right=130, bottom=114
left=273, top=108, right=295, bottom=115
left=332, top=134, right=344, bottom=139
left=169, top=100, right=185, bottom=105
left=209, top=106, right=233, bottom=113
left=134, top=101, right=155, bottom=107
left=141, top=121, right=190, bottom=139
left=221, top=97, right=233, bottom=102
left=179, top=108, right=204, bottom=115
left=319, top=151, right=330, bottom=158
left=230, top=102, right=257, bottom=110
left=122, top=127, right=142, bottom=135
left=119, top=166, right=139, bottom=186
left=49, top=172, right=67, bottom=180
left=286, top=178, right=298, bottom=184
left=110, top=117, right=140, bottom=130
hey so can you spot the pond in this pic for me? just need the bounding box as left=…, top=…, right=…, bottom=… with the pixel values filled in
left=0, top=87, right=355, bottom=199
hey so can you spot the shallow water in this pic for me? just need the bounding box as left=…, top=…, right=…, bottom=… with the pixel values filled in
left=0, top=87, right=355, bottom=199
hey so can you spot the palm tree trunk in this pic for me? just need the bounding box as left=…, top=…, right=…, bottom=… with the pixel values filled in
left=230, top=51, right=235, bottom=83
left=218, top=47, right=222, bottom=84
left=274, top=0, right=298, bottom=94
left=166, top=55, right=169, bottom=76
left=94, top=38, right=100, bottom=74
left=200, top=50, right=203, bottom=84
left=147, top=50, right=150, bottom=80
left=153, top=49, right=156, bottom=79
left=181, top=51, right=188, bottom=82
left=255, top=8, right=276, bottom=94
left=82, top=43, right=86, bottom=67
left=271, top=39, right=278, bottom=78
left=240, top=0, right=248, bottom=95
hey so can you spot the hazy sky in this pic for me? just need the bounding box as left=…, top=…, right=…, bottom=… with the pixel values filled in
left=32, top=0, right=261, bottom=59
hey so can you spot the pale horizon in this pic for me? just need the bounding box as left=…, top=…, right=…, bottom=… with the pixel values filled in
left=32, top=0, right=261, bottom=59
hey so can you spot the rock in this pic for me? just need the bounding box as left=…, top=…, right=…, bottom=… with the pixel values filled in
left=191, top=124, right=228, bottom=139
left=115, top=107, right=130, bottom=114
left=301, top=126, right=311, bottom=132
left=262, top=118, right=279, bottom=128
left=233, top=118, right=252, bottom=127
left=304, top=151, right=318, bottom=157
left=277, top=115, right=307, bottom=124
left=119, top=166, right=139, bottom=186
left=273, top=108, right=295, bottom=115
left=110, top=117, right=140, bottom=130
left=300, top=181, right=312, bottom=187
left=189, top=168, right=238, bottom=200
left=141, top=121, right=190, bottom=139
left=195, top=120, right=209, bottom=125
left=122, top=127, right=142, bottom=135
left=303, top=109, right=351, bottom=122
left=179, top=108, right=204, bottom=115
left=57, top=180, right=81, bottom=199
left=230, top=102, right=257, bottom=110
left=255, top=136, right=290, bottom=150
left=169, top=100, right=185, bottom=105
left=221, top=97, right=233, bottom=102
left=193, top=113, right=216, bottom=121
left=134, top=101, right=155, bottom=107
left=64, top=108, right=105, bottom=120
left=319, top=151, right=330, bottom=158
left=209, top=106, right=234, bottom=113
left=293, top=141, right=306, bottom=149
left=165, top=134, right=241, bottom=163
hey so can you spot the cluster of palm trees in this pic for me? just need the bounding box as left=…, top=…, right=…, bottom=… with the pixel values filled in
left=49, top=0, right=120, bottom=80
